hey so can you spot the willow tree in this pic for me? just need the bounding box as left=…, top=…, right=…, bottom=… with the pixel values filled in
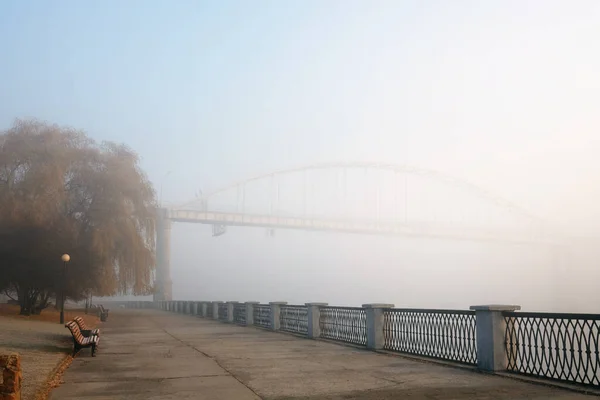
left=0, top=119, right=156, bottom=314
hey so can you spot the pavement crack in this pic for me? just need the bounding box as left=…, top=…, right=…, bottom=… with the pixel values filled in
left=155, top=320, right=264, bottom=400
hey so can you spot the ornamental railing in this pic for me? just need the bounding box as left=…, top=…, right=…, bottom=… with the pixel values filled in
left=319, top=306, right=367, bottom=346
left=280, top=305, right=308, bottom=335
left=504, top=311, right=600, bottom=387
left=383, top=309, right=477, bottom=365
left=234, top=303, right=247, bottom=325
left=218, top=303, right=228, bottom=321
left=253, top=304, right=271, bottom=328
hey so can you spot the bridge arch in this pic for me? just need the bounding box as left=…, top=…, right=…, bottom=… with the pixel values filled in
left=155, top=162, right=556, bottom=302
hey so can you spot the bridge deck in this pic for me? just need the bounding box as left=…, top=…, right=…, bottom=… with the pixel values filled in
left=51, top=309, right=591, bottom=399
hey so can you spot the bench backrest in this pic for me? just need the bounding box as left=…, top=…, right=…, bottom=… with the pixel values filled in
left=65, top=321, right=86, bottom=345
left=73, top=316, right=88, bottom=331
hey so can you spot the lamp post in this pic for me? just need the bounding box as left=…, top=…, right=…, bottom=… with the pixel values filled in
left=59, top=254, right=70, bottom=324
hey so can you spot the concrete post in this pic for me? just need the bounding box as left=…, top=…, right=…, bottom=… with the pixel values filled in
left=363, top=303, right=394, bottom=350
left=269, top=302, right=287, bottom=331
left=193, top=302, right=198, bottom=316
left=227, top=302, right=238, bottom=323
left=200, top=302, right=208, bottom=317
left=213, top=301, right=222, bottom=320
left=470, top=305, right=521, bottom=372
left=245, top=302, right=259, bottom=325
left=306, top=303, right=328, bottom=339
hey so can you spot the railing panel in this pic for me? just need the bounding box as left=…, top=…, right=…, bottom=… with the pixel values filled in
left=253, top=304, right=271, bottom=328
left=280, top=305, right=308, bottom=335
left=218, top=303, right=228, bottom=321
left=319, top=306, right=367, bottom=346
left=504, top=311, right=600, bottom=387
left=383, top=309, right=477, bottom=365
left=234, top=303, right=247, bottom=325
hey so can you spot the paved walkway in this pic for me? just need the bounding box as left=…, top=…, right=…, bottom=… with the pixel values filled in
left=50, top=309, right=595, bottom=399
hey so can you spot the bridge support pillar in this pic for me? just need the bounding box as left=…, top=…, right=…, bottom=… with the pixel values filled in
left=363, top=304, right=394, bottom=350
left=153, top=208, right=173, bottom=302
left=269, top=302, right=287, bottom=331
left=470, top=305, right=521, bottom=372
left=306, top=303, right=328, bottom=339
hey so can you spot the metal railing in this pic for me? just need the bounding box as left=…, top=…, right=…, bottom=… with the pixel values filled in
left=280, top=305, right=308, bottom=335
left=253, top=304, right=271, bottom=328
left=218, top=303, right=228, bottom=321
left=383, top=309, right=477, bottom=365
left=234, top=303, right=247, bottom=325
left=504, top=311, right=600, bottom=387
left=206, top=303, right=214, bottom=318
left=319, top=306, right=367, bottom=346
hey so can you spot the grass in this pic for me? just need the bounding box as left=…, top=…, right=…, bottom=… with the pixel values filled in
left=0, top=303, right=99, bottom=326
left=0, top=304, right=100, bottom=399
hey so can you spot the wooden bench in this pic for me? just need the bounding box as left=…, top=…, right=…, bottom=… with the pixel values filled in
left=98, top=304, right=109, bottom=322
left=65, top=321, right=99, bottom=357
left=73, top=316, right=100, bottom=337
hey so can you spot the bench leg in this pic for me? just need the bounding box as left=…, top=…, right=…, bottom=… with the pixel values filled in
left=91, top=343, right=97, bottom=357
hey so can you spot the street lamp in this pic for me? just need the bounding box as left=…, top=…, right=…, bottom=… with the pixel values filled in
left=59, top=254, right=70, bottom=324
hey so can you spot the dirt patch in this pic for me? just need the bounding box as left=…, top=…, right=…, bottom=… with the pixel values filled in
left=0, top=305, right=99, bottom=400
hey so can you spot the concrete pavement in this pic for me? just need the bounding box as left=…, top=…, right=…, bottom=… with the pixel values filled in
left=50, top=309, right=595, bottom=399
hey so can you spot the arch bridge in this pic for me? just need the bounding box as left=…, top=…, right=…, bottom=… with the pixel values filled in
left=154, top=162, right=558, bottom=301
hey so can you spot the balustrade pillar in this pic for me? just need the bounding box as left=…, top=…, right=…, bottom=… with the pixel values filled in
left=305, top=303, right=328, bottom=339
left=245, top=302, right=259, bottom=325
left=227, top=302, right=238, bottom=323
left=213, top=301, right=223, bottom=320
left=470, top=305, right=521, bottom=372
left=269, top=302, right=287, bottom=331
left=363, top=304, right=394, bottom=350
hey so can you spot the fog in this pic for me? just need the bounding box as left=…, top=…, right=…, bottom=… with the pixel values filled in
left=2, top=1, right=600, bottom=312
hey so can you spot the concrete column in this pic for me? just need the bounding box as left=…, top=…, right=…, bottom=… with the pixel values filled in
left=186, top=301, right=192, bottom=314
left=269, top=302, right=287, bottom=331
left=363, top=303, right=394, bottom=350
left=153, top=208, right=173, bottom=302
left=226, top=302, right=238, bottom=323
left=245, top=302, right=259, bottom=325
left=200, top=302, right=208, bottom=317
left=305, top=303, right=328, bottom=339
left=470, top=305, right=521, bottom=372
left=213, top=301, right=222, bottom=320
left=193, top=302, right=198, bottom=316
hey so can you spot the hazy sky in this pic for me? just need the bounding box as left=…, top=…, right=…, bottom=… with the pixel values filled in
left=2, top=1, right=599, bottom=309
